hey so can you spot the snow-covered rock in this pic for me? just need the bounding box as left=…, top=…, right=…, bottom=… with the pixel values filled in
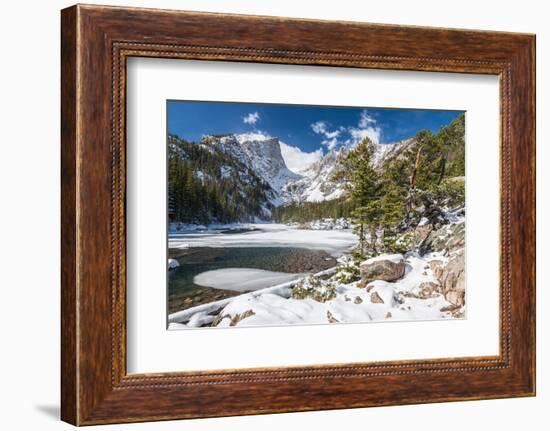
left=423, top=218, right=465, bottom=254
left=359, top=254, right=406, bottom=285
left=430, top=249, right=465, bottom=306
left=168, top=259, right=180, bottom=270
left=290, top=275, right=337, bottom=302
left=366, top=281, right=398, bottom=306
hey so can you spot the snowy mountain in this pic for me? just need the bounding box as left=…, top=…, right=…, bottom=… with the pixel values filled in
left=281, top=147, right=348, bottom=203
left=202, top=133, right=417, bottom=205
left=281, top=138, right=417, bottom=203
left=168, top=134, right=277, bottom=223
left=370, top=137, right=416, bottom=168
left=202, top=133, right=301, bottom=205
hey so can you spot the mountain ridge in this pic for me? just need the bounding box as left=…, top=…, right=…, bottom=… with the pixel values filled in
left=202, top=133, right=300, bottom=205
left=201, top=132, right=417, bottom=205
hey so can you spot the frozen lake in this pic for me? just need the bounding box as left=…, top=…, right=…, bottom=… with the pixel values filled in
left=169, top=223, right=358, bottom=256
left=167, top=224, right=358, bottom=313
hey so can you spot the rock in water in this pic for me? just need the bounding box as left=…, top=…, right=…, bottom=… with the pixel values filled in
left=359, top=254, right=405, bottom=285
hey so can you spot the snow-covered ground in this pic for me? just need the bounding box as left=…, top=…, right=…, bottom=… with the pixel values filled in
left=308, top=218, right=351, bottom=230
left=169, top=223, right=358, bottom=257
left=193, top=268, right=305, bottom=292
left=168, top=252, right=461, bottom=329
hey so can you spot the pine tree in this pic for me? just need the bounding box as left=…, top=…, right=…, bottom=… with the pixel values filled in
left=333, top=137, right=384, bottom=257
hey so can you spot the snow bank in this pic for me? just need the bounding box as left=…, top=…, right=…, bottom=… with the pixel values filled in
left=169, top=252, right=461, bottom=329
left=363, top=253, right=404, bottom=264
left=193, top=268, right=305, bottom=292
left=168, top=267, right=337, bottom=324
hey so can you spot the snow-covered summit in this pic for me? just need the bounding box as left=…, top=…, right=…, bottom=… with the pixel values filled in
left=200, top=133, right=417, bottom=205
left=202, top=133, right=301, bottom=204
left=281, top=138, right=417, bottom=203
left=371, top=138, right=416, bottom=168
left=282, top=147, right=347, bottom=203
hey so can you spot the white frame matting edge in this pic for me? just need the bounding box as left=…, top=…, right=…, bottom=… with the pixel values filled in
left=126, top=58, right=500, bottom=374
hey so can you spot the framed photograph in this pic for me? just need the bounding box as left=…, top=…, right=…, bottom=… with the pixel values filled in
left=61, top=4, right=536, bottom=425
left=165, top=101, right=468, bottom=329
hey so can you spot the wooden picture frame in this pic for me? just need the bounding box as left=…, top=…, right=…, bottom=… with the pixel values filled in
left=61, top=4, right=536, bottom=425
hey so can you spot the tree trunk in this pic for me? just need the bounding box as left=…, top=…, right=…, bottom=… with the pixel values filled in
left=407, top=144, right=424, bottom=213
left=437, top=155, right=447, bottom=185
left=410, top=144, right=423, bottom=191
left=377, top=226, right=385, bottom=252
left=370, top=226, right=378, bottom=253
left=359, top=223, right=365, bottom=259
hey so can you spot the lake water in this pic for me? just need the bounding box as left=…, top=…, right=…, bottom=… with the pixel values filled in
left=168, top=246, right=337, bottom=313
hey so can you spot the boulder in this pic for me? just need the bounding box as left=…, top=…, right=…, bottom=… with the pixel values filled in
left=445, top=290, right=465, bottom=307
left=326, top=310, right=339, bottom=323
left=429, top=260, right=445, bottom=279
left=422, top=221, right=465, bottom=254
left=230, top=309, right=255, bottom=326
left=370, top=291, right=384, bottom=304
left=359, top=254, right=405, bottom=285
left=418, top=281, right=441, bottom=298
left=366, top=282, right=397, bottom=306
left=414, top=219, right=433, bottom=248
left=430, top=250, right=465, bottom=307
left=212, top=309, right=256, bottom=327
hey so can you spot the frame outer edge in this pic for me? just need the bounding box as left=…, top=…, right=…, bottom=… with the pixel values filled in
left=504, top=35, right=536, bottom=396
left=61, top=4, right=536, bottom=425
left=526, top=35, right=536, bottom=395
left=531, top=35, right=536, bottom=396
left=61, top=5, right=79, bottom=426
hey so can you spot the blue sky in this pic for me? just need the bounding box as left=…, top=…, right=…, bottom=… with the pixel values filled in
left=167, top=100, right=463, bottom=173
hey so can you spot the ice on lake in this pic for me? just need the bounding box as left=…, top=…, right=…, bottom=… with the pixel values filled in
left=193, top=268, right=305, bottom=292
left=169, top=223, right=358, bottom=257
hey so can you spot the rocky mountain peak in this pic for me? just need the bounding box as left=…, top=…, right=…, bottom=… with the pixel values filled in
left=199, top=133, right=418, bottom=206
left=201, top=133, right=301, bottom=205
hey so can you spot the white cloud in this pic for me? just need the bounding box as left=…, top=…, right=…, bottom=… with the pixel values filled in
left=311, top=121, right=327, bottom=134
left=311, top=121, right=342, bottom=150
left=347, top=109, right=381, bottom=145
left=280, top=141, right=323, bottom=174
left=359, top=110, right=376, bottom=128
left=243, top=111, right=260, bottom=125
left=311, top=110, right=382, bottom=149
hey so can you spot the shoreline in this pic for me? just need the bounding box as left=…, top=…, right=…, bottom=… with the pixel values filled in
left=168, top=245, right=342, bottom=313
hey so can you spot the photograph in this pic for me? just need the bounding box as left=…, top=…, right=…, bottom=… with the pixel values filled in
left=167, top=101, right=466, bottom=329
